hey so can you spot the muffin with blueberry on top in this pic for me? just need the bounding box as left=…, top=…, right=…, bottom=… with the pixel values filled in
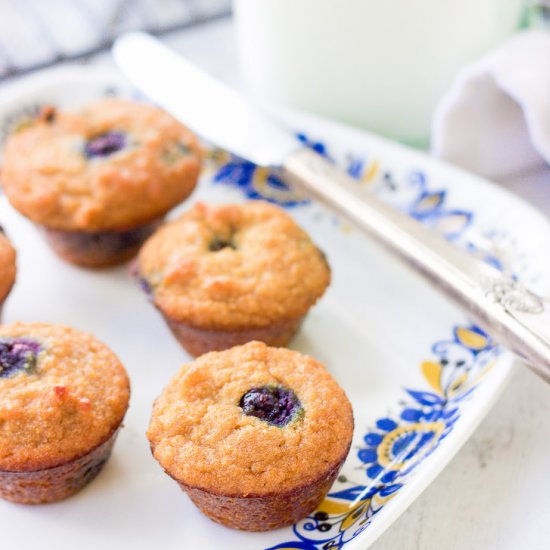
left=0, top=322, right=130, bottom=504
left=1, top=98, right=201, bottom=267
left=147, top=341, right=353, bottom=531
left=137, top=201, right=331, bottom=355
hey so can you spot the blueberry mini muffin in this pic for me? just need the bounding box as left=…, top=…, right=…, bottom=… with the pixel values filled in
left=0, top=229, right=16, bottom=318
left=147, top=341, right=353, bottom=531
left=1, top=99, right=201, bottom=267
left=0, top=323, right=130, bottom=504
left=137, top=201, right=330, bottom=355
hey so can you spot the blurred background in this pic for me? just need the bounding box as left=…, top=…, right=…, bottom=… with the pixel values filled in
left=0, top=0, right=231, bottom=79
left=0, top=0, right=548, bottom=149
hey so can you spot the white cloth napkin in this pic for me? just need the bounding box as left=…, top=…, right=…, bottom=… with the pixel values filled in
left=431, top=30, right=550, bottom=181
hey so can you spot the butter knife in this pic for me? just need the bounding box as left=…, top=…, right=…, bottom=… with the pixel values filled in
left=113, top=32, right=550, bottom=383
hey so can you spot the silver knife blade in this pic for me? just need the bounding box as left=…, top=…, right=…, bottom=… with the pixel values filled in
left=112, top=32, right=550, bottom=383
left=112, top=32, right=298, bottom=167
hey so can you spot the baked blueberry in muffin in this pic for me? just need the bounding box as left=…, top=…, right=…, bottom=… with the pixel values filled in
left=1, top=98, right=201, bottom=267
left=0, top=323, right=130, bottom=504
left=137, top=201, right=331, bottom=355
left=147, top=341, right=353, bottom=531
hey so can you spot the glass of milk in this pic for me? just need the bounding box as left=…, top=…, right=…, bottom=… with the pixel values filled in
left=233, top=0, right=525, bottom=146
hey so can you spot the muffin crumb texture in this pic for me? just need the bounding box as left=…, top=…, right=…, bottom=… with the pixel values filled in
left=148, top=341, right=353, bottom=497
left=1, top=98, right=201, bottom=231
left=0, top=232, right=16, bottom=303
left=139, top=201, right=331, bottom=330
left=0, top=323, right=130, bottom=472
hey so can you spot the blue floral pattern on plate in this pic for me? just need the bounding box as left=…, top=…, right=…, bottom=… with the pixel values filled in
left=264, top=323, right=499, bottom=550
left=207, top=136, right=508, bottom=550
left=0, top=89, right=531, bottom=550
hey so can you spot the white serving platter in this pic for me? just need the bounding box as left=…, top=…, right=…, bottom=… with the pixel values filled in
left=1, top=66, right=550, bottom=550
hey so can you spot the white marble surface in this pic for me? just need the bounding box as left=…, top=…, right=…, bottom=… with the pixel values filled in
left=18, top=16, right=550, bottom=550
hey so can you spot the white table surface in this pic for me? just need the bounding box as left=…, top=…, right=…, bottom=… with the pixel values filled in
left=15, top=16, right=550, bottom=550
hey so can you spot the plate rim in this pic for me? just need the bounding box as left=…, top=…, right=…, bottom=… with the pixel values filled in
left=1, top=64, right=550, bottom=550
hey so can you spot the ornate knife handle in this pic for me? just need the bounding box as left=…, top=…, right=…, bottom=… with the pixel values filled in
left=485, top=279, right=544, bottom=314
left=283, top=147, right=550, bottom=383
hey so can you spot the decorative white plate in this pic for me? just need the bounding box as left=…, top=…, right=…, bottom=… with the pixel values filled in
left=1, top=66, right=550, bottom=550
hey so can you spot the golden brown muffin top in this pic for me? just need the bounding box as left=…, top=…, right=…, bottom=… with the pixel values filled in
left=138, top=202, right=331, bottom=329
left=0, top=231, right=15, bottom=302
left=147, top=341, right=353, bottom=496
left=0, top=323, right=130, bottom=472
left=1, top=98, right=201, bottom=231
